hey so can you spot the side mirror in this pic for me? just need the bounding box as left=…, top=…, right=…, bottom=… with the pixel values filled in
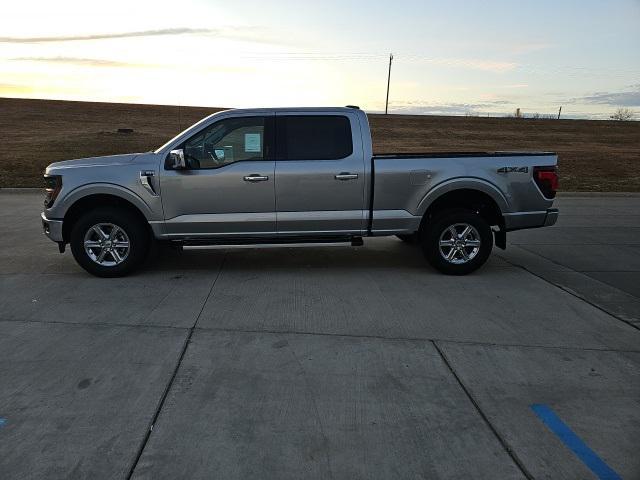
left=169, top=149, right=186, bottom=169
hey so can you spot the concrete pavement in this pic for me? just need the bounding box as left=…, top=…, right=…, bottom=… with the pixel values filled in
left=0, top=191, right=639, bottom=479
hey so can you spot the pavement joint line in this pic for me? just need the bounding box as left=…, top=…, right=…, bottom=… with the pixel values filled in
left=431, top=340, right=534, bottom=480
left=577, top=270, right=640, bottom=274
left=124, top=253, right=227, bottom=480
left=197, top=326, right=640, bottom=354
left=500, top=248, right=640, bottom=332
left=0, top=317, right=190, bottom=331
left=3, top=316, right=638, bottom=352
left=285, top=336, right=335, bottom=478
left=514, top=244, right=637, bottom=278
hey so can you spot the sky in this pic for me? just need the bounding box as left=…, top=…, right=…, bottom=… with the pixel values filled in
left=1, top=0, right=639, bottom=118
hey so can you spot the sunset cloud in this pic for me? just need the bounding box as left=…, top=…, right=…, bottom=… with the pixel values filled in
left=399, top=56, right=518, bottom=73
left=0, top=28, right=213, bottom=43
left=11, top=57, right=140, bottom=67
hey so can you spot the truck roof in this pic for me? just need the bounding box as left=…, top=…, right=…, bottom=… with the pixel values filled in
left=217, top=107, right=361, bottom=114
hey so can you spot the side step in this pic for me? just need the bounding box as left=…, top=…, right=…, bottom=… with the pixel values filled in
left=169, top=236, right=365, bottom=248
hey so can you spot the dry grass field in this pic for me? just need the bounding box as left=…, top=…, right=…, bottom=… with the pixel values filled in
left=1, top=97, right=639, bottom=191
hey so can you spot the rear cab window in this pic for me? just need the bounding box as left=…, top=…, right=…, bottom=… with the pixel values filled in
left=276, top=115, right=353, bottom=160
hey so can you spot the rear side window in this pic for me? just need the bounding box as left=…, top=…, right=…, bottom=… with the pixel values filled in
left=277, top=115, right=353, bottom=160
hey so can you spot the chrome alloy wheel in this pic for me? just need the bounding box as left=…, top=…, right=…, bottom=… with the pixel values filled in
left=438, top=223, right=481, bottom=265
left=83, top=223, right=130, bottom=267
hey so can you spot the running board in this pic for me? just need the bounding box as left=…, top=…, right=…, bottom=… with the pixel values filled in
left=170, top=236, right=364, bottom=247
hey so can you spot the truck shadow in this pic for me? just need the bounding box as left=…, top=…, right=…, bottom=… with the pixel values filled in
left=145, top=238, right=431, bottom=273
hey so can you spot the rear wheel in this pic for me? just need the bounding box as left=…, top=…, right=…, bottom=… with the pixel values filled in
left=421, top=208, right=493, bottom=275
left=70, top=207, right=149, bottom=277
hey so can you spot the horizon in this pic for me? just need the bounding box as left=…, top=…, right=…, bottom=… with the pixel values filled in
left=1, top=0, right=639, bottom=120
left=4, top=95, right=638, bottom=122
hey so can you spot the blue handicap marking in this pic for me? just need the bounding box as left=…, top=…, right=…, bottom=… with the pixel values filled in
left=0, top=417, right=6, bottom=427
left=530, top=404, right=622, bottom=480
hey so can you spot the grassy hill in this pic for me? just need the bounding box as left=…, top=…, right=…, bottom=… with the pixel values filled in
left=1, top=97, right=639, bottom=191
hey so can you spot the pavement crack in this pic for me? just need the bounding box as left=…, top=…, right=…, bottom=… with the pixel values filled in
left=432, top=340, right=534, bottom=480
left=124, top=253, right=226, bottom=480
left=198, top=326, right=640, bottom=353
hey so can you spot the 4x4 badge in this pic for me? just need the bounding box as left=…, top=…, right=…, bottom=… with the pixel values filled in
left=497, top=166, right=529, bottom=173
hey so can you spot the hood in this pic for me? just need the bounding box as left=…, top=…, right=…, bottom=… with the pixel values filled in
left=46, top=153, right=140, bottom=171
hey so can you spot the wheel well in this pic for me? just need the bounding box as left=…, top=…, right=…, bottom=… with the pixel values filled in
left=421, top=189, right=503, bottom=230
left=61, top=194, right=150, bottom=242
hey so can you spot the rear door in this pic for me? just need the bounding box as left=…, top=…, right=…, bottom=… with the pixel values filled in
left=274, top=112, right=366, bottom=235
left=160, top=113, right=276, bottom=237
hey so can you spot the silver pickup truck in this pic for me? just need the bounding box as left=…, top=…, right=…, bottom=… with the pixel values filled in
left=41, top=106, right=558, bottom=277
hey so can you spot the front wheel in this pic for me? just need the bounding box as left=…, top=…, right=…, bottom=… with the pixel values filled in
left=421, top=209, right=493, bottom=275
left=70, top=207, right=149, bottom=277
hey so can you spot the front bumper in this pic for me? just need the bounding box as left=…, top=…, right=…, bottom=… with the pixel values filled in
left=41, top=212, right=64, bottom=242
left=503, top=208, right=559, bottom=231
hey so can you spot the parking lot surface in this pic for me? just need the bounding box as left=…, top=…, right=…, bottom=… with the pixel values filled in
left=1, top=191, right=639, bottom=479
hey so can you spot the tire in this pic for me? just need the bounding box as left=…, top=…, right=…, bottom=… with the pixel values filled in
left=70, top=207, right=149, bottom=277
left=420, top=208, right=493, bottom=275
left=396, top=233, right=418, bottom=244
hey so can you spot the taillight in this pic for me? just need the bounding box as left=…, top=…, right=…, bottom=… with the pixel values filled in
left=44, top=175, right=62, bottom=207
left=533, top=166, right=558, bottom=199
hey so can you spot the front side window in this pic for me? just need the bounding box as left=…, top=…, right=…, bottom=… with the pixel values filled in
left=183, top=116, right=266, bottom=169
left=277, top=115, right=353, bottom=160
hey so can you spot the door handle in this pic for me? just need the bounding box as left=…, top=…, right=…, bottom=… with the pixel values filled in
left=243, top=174, right=269, bottom=182
left=335, top=173, right=359, bottom=181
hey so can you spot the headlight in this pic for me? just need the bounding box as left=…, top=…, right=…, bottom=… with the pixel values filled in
left=44, top=175, right=62, bottom=208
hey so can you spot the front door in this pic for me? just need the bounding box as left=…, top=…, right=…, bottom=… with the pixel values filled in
left=274, top=112, right=366, bottom=235
left=160, top=114, right=276, bottom=237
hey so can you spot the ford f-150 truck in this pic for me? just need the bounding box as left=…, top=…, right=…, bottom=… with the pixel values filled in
left=41, top=106, right=558, bottom=277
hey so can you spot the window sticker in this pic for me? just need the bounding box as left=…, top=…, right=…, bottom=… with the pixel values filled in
left=244, top=133, right=261, bottom=152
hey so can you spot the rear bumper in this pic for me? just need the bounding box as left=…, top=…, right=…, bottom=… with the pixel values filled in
left=543, top=208, right=559, bottom=227
left=503, top=208, right=558, bottom=231
left=41, top=212, right=64, bottom=242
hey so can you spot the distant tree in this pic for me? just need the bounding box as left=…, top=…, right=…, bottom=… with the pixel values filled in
left=610, top=107, right=635, bottom=121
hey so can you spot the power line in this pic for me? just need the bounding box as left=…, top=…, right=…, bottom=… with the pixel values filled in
left=237, top=51, right=640, bottom=76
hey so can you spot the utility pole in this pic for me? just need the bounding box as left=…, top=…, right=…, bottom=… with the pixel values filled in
left=557, top=106, right=562, bottom=120
left=385, top=53, right=393, bottom=115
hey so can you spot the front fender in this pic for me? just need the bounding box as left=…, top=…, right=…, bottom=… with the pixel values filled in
left=54, top=183, right=157, bottom=221
left=416, top=177, right=510, bottom=217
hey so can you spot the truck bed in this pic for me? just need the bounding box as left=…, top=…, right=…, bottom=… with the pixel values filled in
left=373, top=151, right=555, bottom=159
